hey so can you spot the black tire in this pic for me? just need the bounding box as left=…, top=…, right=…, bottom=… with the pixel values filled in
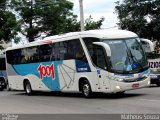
left=81, top=80, right=92, bottom=98
left=0, top=88, right=4, bottom=91
left=6, top=82, right=11, bottom=91
left=6, top=85, right=11, bottom=91
left=24, top=81, right=32, bottom=95
left=156, top=82, right=160, bottom=87
left=116, top=91, right=125, bottom=95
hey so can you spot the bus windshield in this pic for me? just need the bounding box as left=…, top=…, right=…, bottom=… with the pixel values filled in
left=103, top=38, right=148, bottom=73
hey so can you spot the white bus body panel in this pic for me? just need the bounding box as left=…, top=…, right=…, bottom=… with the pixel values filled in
left=6, top=29, right=150, bottom=94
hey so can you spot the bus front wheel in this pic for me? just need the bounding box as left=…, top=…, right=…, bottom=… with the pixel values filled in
left=24, top=81, right=32, bottom=95
left=81, top=80, right=92, bottom=98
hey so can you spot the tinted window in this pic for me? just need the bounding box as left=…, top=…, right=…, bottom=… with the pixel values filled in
left=25, top=46, right=39, bottom=63
left=6, top=39, right=88, bottom=64
left=83, top=37, right=100, bottom=58
left=83, top=38, right=100, bottom=49
left=90, top=45, right=107, bottom=70
left=6, top=49, right=21, bottom=65
left=83, top=38, right=108, bottom=69
left=0, top=58, right=6, bottom=70
left=6, top=46, right=39, bottom=65
left=39, top=44, right=52, bottom=62
left=50, top=39, right=88, bottom=62
left=6, top=51, right=14, bottom=64
left=70, top=39, right=87, bottom=62
left=52, top=42, right=67, bottom=61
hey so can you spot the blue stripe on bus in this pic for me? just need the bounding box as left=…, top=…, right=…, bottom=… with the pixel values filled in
left=13, top=61, right=62, bottom=91
left=141, top=69, right=150, bottom=74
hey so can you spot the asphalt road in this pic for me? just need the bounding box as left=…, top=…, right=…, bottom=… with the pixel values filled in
left=0, top=85, right=160, bottom=114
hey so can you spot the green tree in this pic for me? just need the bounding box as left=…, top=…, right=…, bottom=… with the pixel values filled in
left=11, top=0, right=104, bottom=42
left=0, top=0, right=20, bottom=48
left=115, top=0, right=160, bottom=43
left=11, top=0, right=80, bottom=42
left=85, top=16, right=104, bottom=30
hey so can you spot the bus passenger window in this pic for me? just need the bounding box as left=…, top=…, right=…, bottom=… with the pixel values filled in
left=21, top=55, right=27, bottom=63
left=6, top=51, right=13, bottom=64
left=39, top=44, right=52, bottom=62
left=74, top=40, right=87, bottom=63
left=83, top=38, right=100, bottom=48
left=21, top=48, right=29, bottom=64
left=15, top=49, right=21, bottom=64
left=76, top=47, right=84, bottom=60
left=54, top=42, right=66, bottom=61
left=50, top=45, right=55, bottom=61
left=27, top=47, right=39, bottom=63
left=66, top=41, right=74, bottom=59
left=0, top=58, right=6, bottom=70
left=91, top=45, right=107, bottom=70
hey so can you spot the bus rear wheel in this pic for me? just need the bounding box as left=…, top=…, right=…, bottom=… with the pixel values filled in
left=81, top=80, right=92, bottom=98
left=24, top=81, right=32, bottom=95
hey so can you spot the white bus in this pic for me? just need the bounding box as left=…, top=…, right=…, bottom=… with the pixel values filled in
left=6, top=29, right=153, bottom=97
left=141, top=38, right=160, bottom=86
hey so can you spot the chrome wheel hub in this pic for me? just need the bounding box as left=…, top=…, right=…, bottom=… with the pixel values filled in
left=83, top=84, right=90, bottom=96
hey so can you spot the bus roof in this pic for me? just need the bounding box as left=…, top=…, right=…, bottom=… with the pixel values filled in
left=6, top=29, right=138, bottom=51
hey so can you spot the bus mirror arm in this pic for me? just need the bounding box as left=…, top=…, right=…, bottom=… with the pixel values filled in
left=140, top=38, right=154, bottom=53
left=93, top=42, right=111, bottom=56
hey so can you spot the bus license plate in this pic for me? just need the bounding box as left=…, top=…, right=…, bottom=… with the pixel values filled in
left=132, top=83, right=139, bottom=88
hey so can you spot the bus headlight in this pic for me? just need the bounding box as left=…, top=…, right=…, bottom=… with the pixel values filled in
left=147, top=80, right=150, bottom=85
left=116, top=85, right=121, bottom=90
left=115, top=78, right=124, bottom=82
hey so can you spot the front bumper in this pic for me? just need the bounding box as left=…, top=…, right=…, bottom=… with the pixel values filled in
left=110, top=77, right=150, bottom=93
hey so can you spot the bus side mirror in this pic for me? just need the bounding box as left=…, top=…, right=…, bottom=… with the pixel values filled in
left=140, top=38, right=154, bottom=53
left=93, top=42, right=111, bottom=56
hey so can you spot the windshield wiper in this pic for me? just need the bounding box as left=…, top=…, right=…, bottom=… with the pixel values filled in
left=127, top=49, right=144, bottom=70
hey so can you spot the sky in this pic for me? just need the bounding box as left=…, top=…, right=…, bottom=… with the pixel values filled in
left=69, top=0, right=120, bottom=29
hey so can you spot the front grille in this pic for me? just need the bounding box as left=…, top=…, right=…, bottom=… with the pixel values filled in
left=123, top=77, right=147, bottom=83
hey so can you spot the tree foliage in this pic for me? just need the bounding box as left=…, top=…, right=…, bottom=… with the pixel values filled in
left=11, top=0, right=104, bottom=42
left=85, top=16, right=104, bottom=30
left=11, top=0, right=76, bottom=42
left=0, top=0, right=20, bottom=46
left=115, top=0, right=160, bottom=43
